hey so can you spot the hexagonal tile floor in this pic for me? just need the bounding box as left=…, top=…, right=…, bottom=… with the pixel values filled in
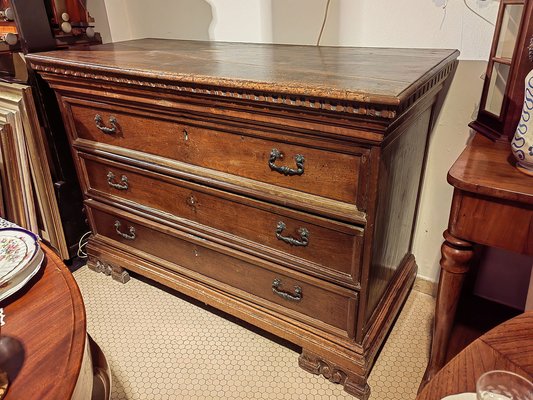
left=73, top=267, right=435, bottom=399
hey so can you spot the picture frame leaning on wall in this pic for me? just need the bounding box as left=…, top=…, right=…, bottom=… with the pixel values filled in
left=0, top=82, right=68, bottom=258
left=0, top=119, right=25, bottom=226
left=0, top=106, right=36, bottom=232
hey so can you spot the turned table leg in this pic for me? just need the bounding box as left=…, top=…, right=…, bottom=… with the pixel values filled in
left=419, top=230, right=474, bottom=390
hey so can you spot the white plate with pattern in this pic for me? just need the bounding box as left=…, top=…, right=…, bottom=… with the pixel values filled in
left=0, top=228, right=39, bottom=284
left=0, top=247, right=44, bottom=302
left=0, top=228, right=42, bottom=302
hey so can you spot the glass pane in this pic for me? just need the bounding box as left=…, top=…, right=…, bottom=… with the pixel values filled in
left=495, top=4, right=524, bottom=59
left=485, top=63, right=510, bottom=117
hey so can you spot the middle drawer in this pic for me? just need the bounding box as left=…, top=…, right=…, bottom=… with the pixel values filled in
left=77, top=152, right=364, bottom=288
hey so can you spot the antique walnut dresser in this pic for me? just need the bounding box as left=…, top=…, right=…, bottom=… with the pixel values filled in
left=27, top=39, right=458, bottom=398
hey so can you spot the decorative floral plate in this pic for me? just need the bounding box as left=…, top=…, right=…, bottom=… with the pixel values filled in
left=0, top=247, right=44, bottom=302
left=0, top=228, right=39, bottom=283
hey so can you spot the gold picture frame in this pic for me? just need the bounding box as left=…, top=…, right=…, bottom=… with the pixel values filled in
left=0, top=121, right=23, bottom=225
left=0, top=108, right=37, bottom=232
left=0, top=82, right=69, bottom=258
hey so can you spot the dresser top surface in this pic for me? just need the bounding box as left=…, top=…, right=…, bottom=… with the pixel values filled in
left=27, top=38, right=459, bottom=105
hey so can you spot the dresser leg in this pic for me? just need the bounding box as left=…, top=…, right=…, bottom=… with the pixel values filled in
left=111, top=265, right=131, bottom=284
left=88, top=257, right=131, bottom=284
left=299, top=350, right=370, bottom=399
left=419, top=230, right=473, bottom=390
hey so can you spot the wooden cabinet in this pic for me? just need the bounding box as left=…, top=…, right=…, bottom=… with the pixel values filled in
left=27, top=39, right=458, bottom=399
left=470, top=0, right=533, bottom=140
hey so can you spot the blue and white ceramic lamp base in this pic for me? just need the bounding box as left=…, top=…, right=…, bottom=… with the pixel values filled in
left=511, top=68, right=533, bottom=176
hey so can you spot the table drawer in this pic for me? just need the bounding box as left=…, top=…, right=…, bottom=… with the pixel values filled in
left=63, top=97, right=368, bottom=206
left=86, top=201, right=358, bottom=336
left=78, top=153, right=364, bottom=287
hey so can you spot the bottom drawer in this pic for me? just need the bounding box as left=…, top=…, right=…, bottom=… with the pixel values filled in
left=86, top=200, right=358, bottom=337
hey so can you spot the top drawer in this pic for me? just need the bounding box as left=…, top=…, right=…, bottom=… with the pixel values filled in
left=61, top=97, right=370, bottom=209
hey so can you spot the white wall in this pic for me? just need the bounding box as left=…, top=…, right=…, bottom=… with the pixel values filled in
left=413, top=60, right=486, bottom=280
left=95, top=0, right=499, bottom=59
left=87, top=0, right=501, bottom=282
left=86, top=0, right=113, bottom=43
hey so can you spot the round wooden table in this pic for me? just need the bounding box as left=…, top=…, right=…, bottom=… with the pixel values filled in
left=0, top=244, right=100, bottom=399
left=417, top=311, right=533, bottom=399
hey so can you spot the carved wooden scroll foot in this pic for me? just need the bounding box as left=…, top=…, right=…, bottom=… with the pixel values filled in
left=88, top=257, right=131, bottom=284
left=299, top=350, right=370, bottom=399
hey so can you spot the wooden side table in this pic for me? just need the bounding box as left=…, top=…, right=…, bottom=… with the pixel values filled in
left=421, top=133, right=533, bottom=388
left=417, top=311, right=533, bottom=399
left=0, top=244, right=110, bottom=399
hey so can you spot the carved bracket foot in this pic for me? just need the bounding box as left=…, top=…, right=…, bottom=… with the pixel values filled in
left=299, top=350, right=370, bottom=399
left=88, top=257, right=130, bottom=284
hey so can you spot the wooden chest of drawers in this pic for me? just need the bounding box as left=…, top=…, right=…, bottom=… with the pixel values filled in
left=27, top=39, right=458, bottom=398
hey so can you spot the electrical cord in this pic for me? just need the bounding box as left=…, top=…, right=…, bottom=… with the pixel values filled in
left=77, top=231, right=92, bottom=259
left=317, top=0, right=492, bottom=46
left=464, top=0, right=495, bottom=26
left=440, top=0, right=448, bottom=30
left=317, top=0, right=331, bottom=46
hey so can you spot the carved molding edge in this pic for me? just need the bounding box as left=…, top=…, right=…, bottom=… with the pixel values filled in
left=88, top=256, right=130, bottom=284
left=298, top=350, right=370, bottom=399
left=29, top=61, right=456, bottom=121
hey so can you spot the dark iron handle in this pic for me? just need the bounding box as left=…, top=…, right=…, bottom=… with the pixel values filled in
left=268, top=148, right=305, bottom=176
left=94, top=114, right=118, bottom=134
left=107, top=171, right=128, bottom=190
left=272, top=278, right=302, bottom=302
left=275, top=221, right=309, bottom=246
left=114, top=220, right=136, bottom=240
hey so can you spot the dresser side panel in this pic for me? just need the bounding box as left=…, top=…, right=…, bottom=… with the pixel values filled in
left=365, top=107, right=432, bottom=321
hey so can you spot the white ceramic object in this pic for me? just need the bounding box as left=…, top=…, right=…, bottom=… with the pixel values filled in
left=511, top=68, right=533, bottom=175
left=0, top=247, right=44, bottom=302
left=61, top=21, right=72, bottom=34
left=0, top=228, right=38, bottom=282
left=3, top=7, right=14, bottom=21
left=441, top=393, right=476, bottom=400
left=1, top=33, right=17, bottom=46
left=0, top=228, right=43, bottom=302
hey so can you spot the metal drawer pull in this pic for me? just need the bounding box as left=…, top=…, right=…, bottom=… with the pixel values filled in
left=94, top=114, right=118, bottom=134
left=114, top=220, right=136, bottom=240
left=272, top=278, right=302, bottom=302
left=275, top=221, right=309, bottom=246
left=107, top=171, right=128, bottom=190
left=268, top=148, right=305, bottom=176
